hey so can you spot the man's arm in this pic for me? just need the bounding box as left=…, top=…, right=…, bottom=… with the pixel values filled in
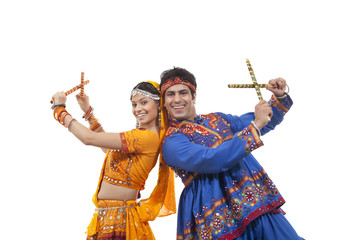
left=162, top=124, right=263, bottom=174
left=217, top=94, right=293, bottom=136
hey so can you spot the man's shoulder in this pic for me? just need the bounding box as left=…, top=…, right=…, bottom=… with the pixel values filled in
left=199, top=112, right=225, bottom=119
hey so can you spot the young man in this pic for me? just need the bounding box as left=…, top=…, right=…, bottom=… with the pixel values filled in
left=160, top=67, right=303, bottom=239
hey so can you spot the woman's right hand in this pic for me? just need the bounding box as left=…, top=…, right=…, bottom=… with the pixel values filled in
left=76, top=93, right=90, bottom=113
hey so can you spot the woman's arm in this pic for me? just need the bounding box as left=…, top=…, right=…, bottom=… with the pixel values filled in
left=52, top=92, right=123, bottom=151
left=76, top=93, right=108, bottom=153
left=63, top=115, right=123, bottom=150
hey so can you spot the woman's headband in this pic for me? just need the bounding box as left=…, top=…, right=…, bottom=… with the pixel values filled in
left=160, top=77, right=196, bottom=95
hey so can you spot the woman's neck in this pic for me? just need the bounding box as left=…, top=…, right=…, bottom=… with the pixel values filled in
left=142, top=126, right=159, bottom=135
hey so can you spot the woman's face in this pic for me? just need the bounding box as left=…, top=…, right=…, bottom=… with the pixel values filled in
left=131, top=94, right=159, bottom=129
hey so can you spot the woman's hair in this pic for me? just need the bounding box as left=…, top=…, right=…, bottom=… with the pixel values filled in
left=130, top=82, right=160, bottom=100
left=160, top=67, right=197, bottom=98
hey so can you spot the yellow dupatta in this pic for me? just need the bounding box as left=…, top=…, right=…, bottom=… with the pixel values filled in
left=136, top=81, right=176, bottom=221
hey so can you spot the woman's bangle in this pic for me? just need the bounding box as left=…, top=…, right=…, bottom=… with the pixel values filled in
left=51, top=103, right=66, bottom=110
left=53, top=106, right=72, bottom=128
left=83, top=106, right=94, bottom=120
left=68, top=119, right=77, bottom=132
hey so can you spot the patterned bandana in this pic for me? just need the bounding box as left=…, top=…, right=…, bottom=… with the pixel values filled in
left=160, top=77, right=196, bottom=95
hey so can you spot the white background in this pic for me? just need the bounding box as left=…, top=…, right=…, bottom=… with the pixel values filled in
left=1, top=0, right=359, bottom=239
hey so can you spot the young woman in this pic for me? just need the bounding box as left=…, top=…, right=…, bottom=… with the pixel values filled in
left=51, top=81, right=175, bottom=240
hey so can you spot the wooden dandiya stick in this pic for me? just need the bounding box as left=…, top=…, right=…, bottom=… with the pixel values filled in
left=246, top=59, right=263, bottom=101
left=228, top=59, right=271, bottom=121
left=80, top=72, right=85, bottom=100
left=50, top=79, right=90, bottom=104
left=65, top=80, right=90, bottom=96
left=228, top=83, right=274, bottom=88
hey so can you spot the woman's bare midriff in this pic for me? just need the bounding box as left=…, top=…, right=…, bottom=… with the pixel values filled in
left=97, top=180, right=138, bottom=201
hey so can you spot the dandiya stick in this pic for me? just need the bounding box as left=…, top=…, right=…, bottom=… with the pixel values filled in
left=228, top=83, right=274, bottom=88
left=50, top=80, right=90, bottom=104
left=80, top=72, right=85, bottom=100
left=65, top=80, right=90, bottom=96
left=246, top=59, right=271, bottom=121
left=246, top=59, right=263, bottom=101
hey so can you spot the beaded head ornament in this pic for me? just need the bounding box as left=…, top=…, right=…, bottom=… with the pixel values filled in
left=131, top=81, right=160, bottom=101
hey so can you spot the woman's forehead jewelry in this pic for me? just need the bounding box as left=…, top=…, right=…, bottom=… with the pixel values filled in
left=131, top=88, right=160, bottom=101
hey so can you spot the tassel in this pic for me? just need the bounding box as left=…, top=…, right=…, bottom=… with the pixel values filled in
left=86, top=210, right=98, bottom=236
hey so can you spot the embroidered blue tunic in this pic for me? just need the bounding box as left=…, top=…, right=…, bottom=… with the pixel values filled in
left=162, top=95, right=296, bottom=240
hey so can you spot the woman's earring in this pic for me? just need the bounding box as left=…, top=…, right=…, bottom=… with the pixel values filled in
left=136, top=120, right=139, bottom=129
left=158, top=107, right=161, bottom=126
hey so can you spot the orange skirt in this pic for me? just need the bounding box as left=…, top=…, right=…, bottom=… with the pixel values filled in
left=87, top=200, right=155, bottom=240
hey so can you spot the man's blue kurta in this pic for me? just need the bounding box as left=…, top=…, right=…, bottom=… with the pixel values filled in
left=162, top=95, right=299, bottom=239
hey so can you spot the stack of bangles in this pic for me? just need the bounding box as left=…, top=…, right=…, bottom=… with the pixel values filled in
left=83, top=106, right=102, bottom=131
left=53, top=106, right=77, bottom=131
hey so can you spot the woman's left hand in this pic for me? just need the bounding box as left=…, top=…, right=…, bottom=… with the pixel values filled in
left=52, top=92, right=67, bottom=105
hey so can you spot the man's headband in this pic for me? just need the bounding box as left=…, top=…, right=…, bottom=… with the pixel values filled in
left=160, top=77, right=196, bottom=95
left=131, top=81, right=160, bottom=101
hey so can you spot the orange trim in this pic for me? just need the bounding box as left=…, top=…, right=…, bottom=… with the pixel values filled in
left=272, top=95, right=289, bottom=113
left=183, top=173, right=198, bottom=186
left=119, top=132, right=129, bottom=154
left=181, top=121, right=223, bottom=140
left=181, top=170, right=267, bottom=232
left=248, top=124, right=263, bottom=147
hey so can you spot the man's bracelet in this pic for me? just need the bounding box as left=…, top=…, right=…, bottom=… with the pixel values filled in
left=251, top=121, right=261, bottom=136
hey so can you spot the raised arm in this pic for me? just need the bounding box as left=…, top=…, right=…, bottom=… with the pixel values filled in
left=76, top=93, right=108, bottom=153
left=52, top=92, right=123, bottom=151
left=218, top=78, right=293, bottom=136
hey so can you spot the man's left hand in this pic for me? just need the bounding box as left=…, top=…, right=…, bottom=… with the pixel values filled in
left=266, top=77, right=287, bottom=96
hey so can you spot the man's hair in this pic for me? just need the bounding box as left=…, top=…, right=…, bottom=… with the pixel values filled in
left=160, top=67, right=197, bottom=97
left=130, top=82, right=160, bottom=100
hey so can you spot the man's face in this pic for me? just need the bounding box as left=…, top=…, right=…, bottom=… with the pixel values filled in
left=164, top=84, right=196, bottom=121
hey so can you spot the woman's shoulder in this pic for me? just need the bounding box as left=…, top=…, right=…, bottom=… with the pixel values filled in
left=129, top=128, right=159, bottom=142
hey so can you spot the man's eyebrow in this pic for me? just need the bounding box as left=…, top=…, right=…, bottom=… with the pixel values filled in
left=167, top=89, right=189, bottom=94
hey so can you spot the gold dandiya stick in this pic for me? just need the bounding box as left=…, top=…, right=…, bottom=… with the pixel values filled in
left=228, top=59, right=271, bottom=120
left=228, top=83, right=274, bottom=88
left=246, top=59, right=263, bottom=101
left=50, top=78, right=90, bottom=104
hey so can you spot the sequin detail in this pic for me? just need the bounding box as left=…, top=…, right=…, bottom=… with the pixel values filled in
left=165, top=113, right=234, bottom=184
left=104, top=150, right=134, bottom=188
left=87, top=200, right=154, bottom=240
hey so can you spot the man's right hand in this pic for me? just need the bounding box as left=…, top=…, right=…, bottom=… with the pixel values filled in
left=254, top=100, right=273, bottom=129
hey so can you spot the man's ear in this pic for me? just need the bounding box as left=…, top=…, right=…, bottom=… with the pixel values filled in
left=192, top=92, right=196, bottom=104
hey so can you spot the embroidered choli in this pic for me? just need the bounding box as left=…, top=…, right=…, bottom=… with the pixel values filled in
left=103, top=129, right=160, bottom=190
